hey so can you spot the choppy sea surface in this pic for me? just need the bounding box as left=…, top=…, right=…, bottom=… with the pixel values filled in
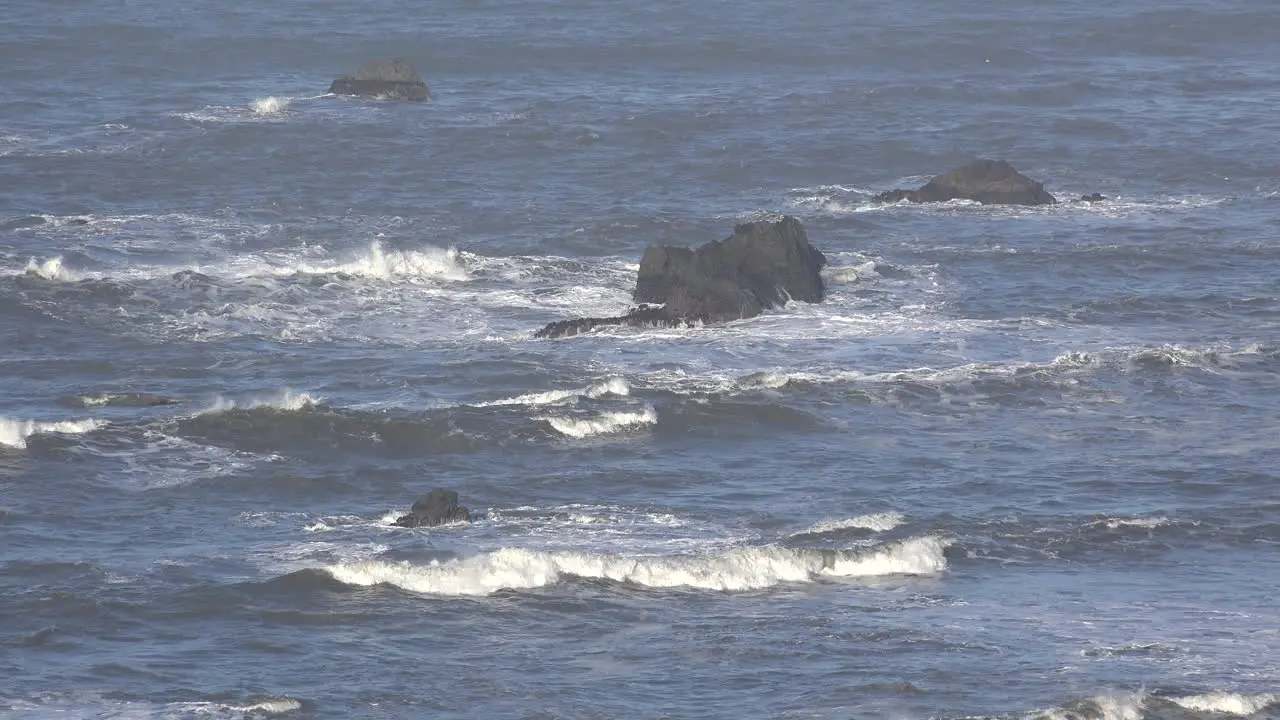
left=3, top=1, right=1279, bottom=718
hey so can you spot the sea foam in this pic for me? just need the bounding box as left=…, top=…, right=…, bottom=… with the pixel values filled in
left=324, top=536, right=950, bottom=596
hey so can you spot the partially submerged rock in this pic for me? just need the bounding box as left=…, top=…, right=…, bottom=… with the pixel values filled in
left=536, top=216, right=826, bottom=339
left=393, top=488, right=471, bottom=528
left=72, top=393, right=181, bottom=408
left=873, top=159, right=1057, bottom=206
left=533, top=305, right=685, bottom=340
left=328, top=58, right=429, bottom=101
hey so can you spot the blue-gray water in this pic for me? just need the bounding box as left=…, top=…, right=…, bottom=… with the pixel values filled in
left=2, top=1, right=1279, bottom=718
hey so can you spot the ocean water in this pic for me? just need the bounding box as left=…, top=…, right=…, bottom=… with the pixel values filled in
left=2, top=1, right=1279, bottom=718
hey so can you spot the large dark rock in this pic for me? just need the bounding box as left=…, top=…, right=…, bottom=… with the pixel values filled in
left=873, top=159, right=1057, bottom=206
left=535, top=216, right=826, bottom=339
left=328, top=59, right=429, bottom=101
left=393, top=488, right=471, bottom=528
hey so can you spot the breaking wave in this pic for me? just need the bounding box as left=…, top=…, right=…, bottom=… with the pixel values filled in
left=9, top=240, right=468, bottom=286
left=472, top=376, right=629, bottom=407
left=197, top=389, right=320, bottom=416
left=0, top=417, right=104, bottom=449
left=24, top=255, right=82, bottom=282
left=992, top=691, right=1279, bottom=720
left=323, top=536, right=951, bottom=596
left=250, top=96, right=290, bottom=115
left=1168, top=692, right=1276, bottom=715
left=289, top=241, right=468, bottom=282
left=543, top=406, right=657, bottom=438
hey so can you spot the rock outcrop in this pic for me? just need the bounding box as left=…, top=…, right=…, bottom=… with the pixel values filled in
left=393, top=488, right=471, bottom=528
left=328, top=59, right=429, bottom=101
left=535, top=216, right=826, bottom=339
left=873, top=159, right=1057, bottom=206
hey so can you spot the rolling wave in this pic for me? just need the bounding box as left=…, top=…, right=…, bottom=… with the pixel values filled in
left=543, top=406, right=658, bottom=438
left=470, top=376, right=629, bottom=407
left=323, top=536, right=951, bottom=596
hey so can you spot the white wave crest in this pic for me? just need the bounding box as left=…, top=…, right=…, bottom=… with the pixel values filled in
left=250, top=96, right=290, bottom=115
left=198, top=389, right=319, bottom=415
left=292, top=240, right=468, bottom=282
left=24, top=256, right=82, bottom=282
left=324, top=536, right=949, bottom=596
left=1169, top=692, right=1277, bottom=715
left=0, top=417, right=104, bottom=449
left=473, top=376, right=629, bottom=407
left=797, top=512, right=907, bottom=535
left=823, top=536, right=949, bottom=576
left=544, top=406, right=657, bottom=438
